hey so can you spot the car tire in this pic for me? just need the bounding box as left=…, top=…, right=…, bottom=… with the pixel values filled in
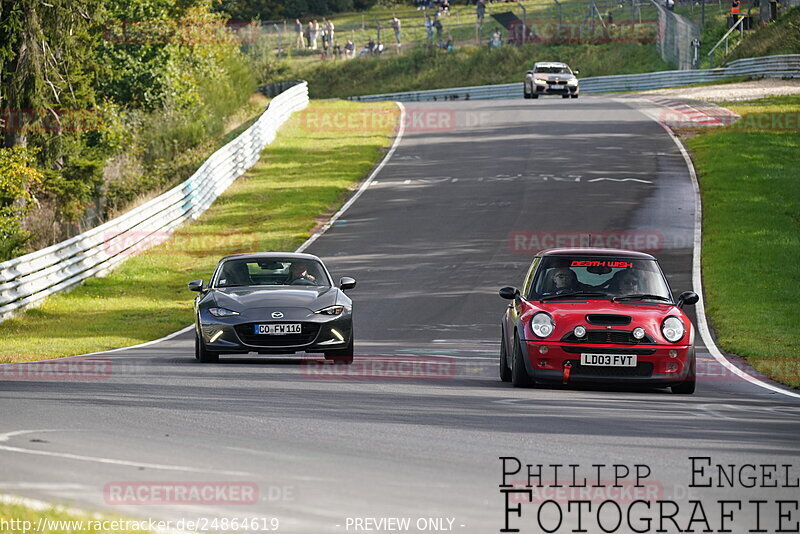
left=531, top=94, right=539, bottom=99
left=671, top=357, right=696, bottom=394
left=571, top=94, right=579, bottom=99
left=523, top=90, right=532, bottom=99
left=197, top=332, right=219, bottom=363
left=325, top=338, right=354, bottom=365
left=562, top=94, right=570, bottom=99
left=511, top=335, right=535, bottom=388
left=499, top=329, right=512, bottom=383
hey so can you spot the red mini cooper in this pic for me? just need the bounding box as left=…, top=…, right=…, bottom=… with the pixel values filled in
left=498, top=248, right=699, bottom=394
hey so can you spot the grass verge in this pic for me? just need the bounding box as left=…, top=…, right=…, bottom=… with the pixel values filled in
left=0, top=100, right=398, bottom=363
left=0, top=500, right=151, bottom=533
left=682, top=94, right=800, bottom=388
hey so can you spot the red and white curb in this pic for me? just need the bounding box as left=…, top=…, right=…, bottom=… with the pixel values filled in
left=643, top=95, right=739, bottom=127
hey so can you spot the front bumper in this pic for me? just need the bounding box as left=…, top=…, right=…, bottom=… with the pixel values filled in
left=198, top=315, right=352, bottom=354
left=527, top=81, right=579, bottom=95
left=520, top=340, right=693, bottom=386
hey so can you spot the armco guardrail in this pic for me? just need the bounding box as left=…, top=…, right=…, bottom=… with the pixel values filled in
left=0, top=82, right=309, bottom=323
left=349, top=54, right=800, bottom=102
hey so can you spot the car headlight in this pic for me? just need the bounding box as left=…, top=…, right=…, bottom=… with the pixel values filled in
left=661, top=316, right=685, bottom=342
left=316, top=305, right=344, bottom=315
left=209, top=307, right=239, bottom=317
left=567, top=78, right=578, bottom=85
left=530, top=312, right=555, bottom=338
left=534, top=78, right=548, bottom=85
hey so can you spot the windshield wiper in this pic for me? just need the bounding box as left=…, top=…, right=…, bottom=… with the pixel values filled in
left=613, top=294, right=672, bottom=302
left=541, top=291, right=611, bottom=301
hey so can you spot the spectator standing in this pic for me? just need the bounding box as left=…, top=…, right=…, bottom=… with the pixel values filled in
left=433, top=16, right=443, bottom=39
left=424, top=15, right=434, bottom=42
left=309, top=20, right=319, bottom=50
left=391, top=16, right=402, bottom=45
left=295, top=19, right=304, bottom=48
left=477, top=0, right=486, bottom=27
left=325, top=19, right=335, bottom=44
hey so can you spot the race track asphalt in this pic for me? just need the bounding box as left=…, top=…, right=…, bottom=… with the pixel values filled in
left=1, top=96, right=798, bottom=534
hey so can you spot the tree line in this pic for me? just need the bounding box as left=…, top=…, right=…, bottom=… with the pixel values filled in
left=0, top=0, right=288, bottom=260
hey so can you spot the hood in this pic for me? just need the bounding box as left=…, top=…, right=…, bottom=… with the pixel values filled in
left=537, top=73, right=576, bottom=82
left=211, top=286, right=337, bottom=311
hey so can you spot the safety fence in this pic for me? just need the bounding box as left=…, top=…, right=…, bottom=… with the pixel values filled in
left=0, top=83, right=309, bottom=323
left=349, top=54, right=800, bottom=101
left=652, top=0, right=700, bottom=70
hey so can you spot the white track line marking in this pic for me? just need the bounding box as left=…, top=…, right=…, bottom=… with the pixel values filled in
left=653, top=116, right=800, bottom=400
left=297, top=102, right=406, bottom=253
left=0, top=444, right=249, bottom=476
left=0, top=430, right=249, bottom=475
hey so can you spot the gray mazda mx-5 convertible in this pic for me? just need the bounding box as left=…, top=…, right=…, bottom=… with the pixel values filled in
left=189, top=252, right=356, bottom=364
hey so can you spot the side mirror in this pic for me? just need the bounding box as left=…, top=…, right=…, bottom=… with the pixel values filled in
left=499, top=286, right=520, bottom=300
left=188, top=279, right=204, bottom=292
left=677, top=290, right=699, bottom=308
left=339, top=277, right=356, bottom=290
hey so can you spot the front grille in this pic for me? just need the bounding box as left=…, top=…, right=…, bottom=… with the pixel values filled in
left=234, top=323, right=320, bottom=347
left=561, top=346, right=656, bottom=355
left=566, top=359, right=653, bottom=378
left=561, top=330, right=654, bottom=345
left=586, top=314, right=631, bottom=326
left=547, top=80, right=568, bottom=85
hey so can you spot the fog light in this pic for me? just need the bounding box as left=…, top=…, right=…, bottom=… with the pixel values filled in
left=669, top=349, right=678, bottom=358
left=538, top=359, right=548, bottom=367
left=666, top=361, right=679, bottom=372
left=574, top=326, right=586, bottom=338
left=539, top=345, right=549, bottom=355
left=632, top=327, right=645, bottom=340
left=209, top=330, right=223, bottom=343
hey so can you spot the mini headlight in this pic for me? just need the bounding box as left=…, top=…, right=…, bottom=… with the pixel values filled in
left=632, top=327, right=645, bottom=340
left=574, top=325, right=586, bottom=338
left=661, top=316, right=685, bottom=342
left=208, top=307, right=239, bottom=317
left=316, top=305, right=345, bottom=315
left=531, top=312, right=555, bottom=338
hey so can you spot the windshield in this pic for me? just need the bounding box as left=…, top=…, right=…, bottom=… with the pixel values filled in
left=528, top=256, right=671, bottom=301
left=534, top=66, right=571, bottom=74
left=214, top=258, right=330, bottom=288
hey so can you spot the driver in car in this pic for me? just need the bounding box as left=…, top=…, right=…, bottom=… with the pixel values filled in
left=287, top=262, right=317, bottom=285
left=549, top=267, right=585, bottom=294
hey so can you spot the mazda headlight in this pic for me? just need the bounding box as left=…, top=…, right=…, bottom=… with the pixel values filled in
left=209, top=307, right=239, bottom=317
left=531, top=312, right=555, bottom=338
left=661, top=316, right=685, bottom=342
left=316, top=305, right=344, bottom=315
